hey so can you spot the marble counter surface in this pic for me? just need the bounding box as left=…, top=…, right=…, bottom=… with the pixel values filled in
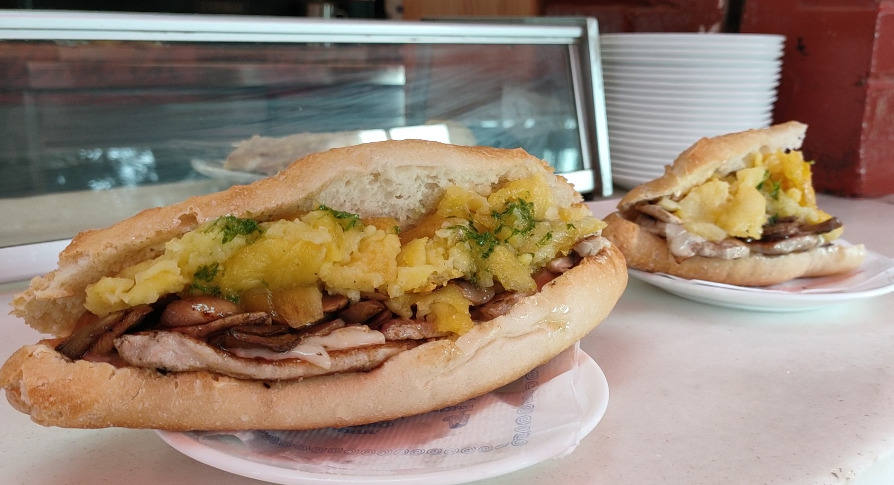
left=0, top=194, right=891, bottom=484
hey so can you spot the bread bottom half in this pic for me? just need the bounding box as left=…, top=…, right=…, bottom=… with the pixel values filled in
left=0, top=246, right=627, bottom=430
left=603, top=213, right=865, bottom=287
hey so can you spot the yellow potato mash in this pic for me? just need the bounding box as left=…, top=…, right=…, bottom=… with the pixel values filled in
left=661, top=150, right=837, bottom=242
left=85, top=176, right=604, bottom=334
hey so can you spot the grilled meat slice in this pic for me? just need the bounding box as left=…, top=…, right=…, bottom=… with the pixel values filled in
left=115, top=331, right=417, bottom=380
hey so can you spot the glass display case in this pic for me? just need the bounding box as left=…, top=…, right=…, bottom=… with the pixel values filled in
left=0, top=10, right=611, bottom=252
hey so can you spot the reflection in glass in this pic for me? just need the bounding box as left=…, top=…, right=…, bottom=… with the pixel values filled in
left=0, top=40, right=584, bottom=245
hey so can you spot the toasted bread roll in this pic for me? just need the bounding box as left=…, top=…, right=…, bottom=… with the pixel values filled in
left=604, top=122, right=865, bottom=286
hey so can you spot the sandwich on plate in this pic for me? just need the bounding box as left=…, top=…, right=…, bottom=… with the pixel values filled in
left=1, top=140, right=627, bottom=430
left=603, top=121, right=865, bottom=286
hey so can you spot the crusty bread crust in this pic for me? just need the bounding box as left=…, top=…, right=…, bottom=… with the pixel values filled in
left=14, top=140, right=579, bottom=337
left=618, top=121, right=807, bottom=213
left=603, top=213, right=865, bottom=286
left=0, top=246, right=627, bottom=430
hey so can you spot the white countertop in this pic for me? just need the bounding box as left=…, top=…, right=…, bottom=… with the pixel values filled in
left=0, top=194, right=892, bottom=484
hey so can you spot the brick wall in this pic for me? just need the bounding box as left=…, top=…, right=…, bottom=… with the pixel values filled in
left=742, top=0, right=894, bottom=196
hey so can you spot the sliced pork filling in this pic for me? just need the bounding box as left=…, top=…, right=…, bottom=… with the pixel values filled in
left=630, top=202, right=842, bottom=261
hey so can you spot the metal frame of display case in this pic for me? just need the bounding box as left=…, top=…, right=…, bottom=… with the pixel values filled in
left=0, top=10, right=612, bottom=196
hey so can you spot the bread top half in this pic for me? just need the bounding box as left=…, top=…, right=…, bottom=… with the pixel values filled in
left=617, top=121, right=807, bottom=212
left=14, top=140, right=581, bottom=337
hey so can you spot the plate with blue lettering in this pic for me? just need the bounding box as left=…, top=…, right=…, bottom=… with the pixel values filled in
left=156, top=345, right=608, bottom=485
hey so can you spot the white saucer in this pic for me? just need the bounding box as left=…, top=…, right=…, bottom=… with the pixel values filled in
left=628, top=248, right=894, bottom=312
left=156, top=347, right=609, bottom=485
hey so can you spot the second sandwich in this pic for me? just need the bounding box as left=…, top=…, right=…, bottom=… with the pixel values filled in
left=603, top=121, right=865, bottom=286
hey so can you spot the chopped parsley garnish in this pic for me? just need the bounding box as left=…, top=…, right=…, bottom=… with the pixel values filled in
left=756, top=170, right=770, bottom=190
left=188, top=279, right=239, bottom=303
left=452, top=223, right=499, bottom=259
left=318, top=204, right=361, bottom=230
left=492, top=198, right=536, bottom=239
left=193, top=263, right=219, bottom=282
left=566, top=223, right=576, bottom=230
left=767, top=214, right=779, bottom=225
left=211, top=215, right=261, bottom=244
left=190, top=262, right=238, bottom=302
left=756, top=171, right=781, bottom=199
left=770, top=180, right=781, bottom=199
left=189, top=282, right=221, bottom=297
left=538, top=231, right=553, bottom=245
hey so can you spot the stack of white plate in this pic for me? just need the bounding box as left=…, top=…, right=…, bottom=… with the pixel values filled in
left=600, top=33, right=785, bottom=189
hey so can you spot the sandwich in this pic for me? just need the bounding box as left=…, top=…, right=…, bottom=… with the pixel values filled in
left=0, top=140, right=627, bottom=430
left=603, top=121, right=865, bottom=286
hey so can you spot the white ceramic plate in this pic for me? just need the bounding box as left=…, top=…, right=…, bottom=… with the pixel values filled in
left=611, top=161, right=665, bottom=175
left=607, top=114, right=772, bottom=130
left=602, top=65, right=781, bottom=79
left=606, top=119, right=772, bottom=138
left=612, top=173, right=651, bottom=189
left=603, top=67, right=781, bottom=80
left=628, top=248, right=894, bottom=312
left=599, top=33, right=784, bottom=47
left=607, top=109, right=773, bottom=125
left=603, top=77, right=778, bottom=91
left=608, top=130, right=702, bottom=146
left=605, top=86, right=777, bottom=101
left=605, top=89, right=777, bottom=104
left=599, top=46, right=782, bottom=60
left=610, top=143, right=677, bottom=161
left=606, top=99, right=774, bottom=115
left=607, top=134, right=692, bottom=152
left=611, top=156, right=666, bottom=170
left=608, top=97, right=777, bottom=113
left=610, top=164, right=667, bottom=177
left=602, top=55, right=780, bottom=69
left=156, top=348, right=609, bottom=485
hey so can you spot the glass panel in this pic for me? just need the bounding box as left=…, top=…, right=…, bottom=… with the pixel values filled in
left=0, top=39, right=583, bottom=247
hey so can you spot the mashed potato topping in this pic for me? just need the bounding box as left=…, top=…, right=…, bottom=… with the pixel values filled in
left=84, top=176, right=604, bottom=334
left=657, top=150, right=837, bottom=242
